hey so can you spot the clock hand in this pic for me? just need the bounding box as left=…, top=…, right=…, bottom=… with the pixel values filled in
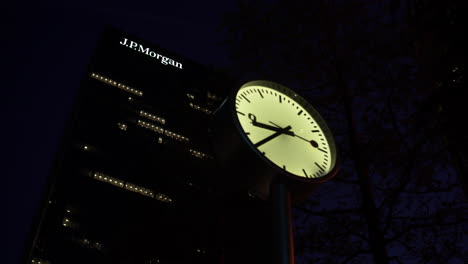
left=268, top=121, right=322, bottom=149
left=254, top=125, right=292, bottom=147
left=249, top=114, right=294, bottom=136
left=252, top=121, right=295, bottom=135
left=268, top=121, right=301, bottom=138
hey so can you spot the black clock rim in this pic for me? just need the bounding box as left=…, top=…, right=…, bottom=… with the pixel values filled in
left=230, top=80, right=338, bottom=184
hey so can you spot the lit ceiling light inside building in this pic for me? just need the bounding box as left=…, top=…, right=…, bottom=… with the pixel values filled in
left=90, top=73, right=143, bottom=96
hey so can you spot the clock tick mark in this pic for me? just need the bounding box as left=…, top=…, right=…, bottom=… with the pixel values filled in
left=237, top=111, right=245, bottom=116
left=279, top=96, right=282, bottom=103
left=302, top=169, right=308, bottom=177
left=258, top=90, right=264, bottom=98
left=241, top=94, right=251, bottom=103
left=297, top=110, right=303, bottom=115
left=312, top=130, right=320, bottom=133
left=317, top=148, right=327, bottom=153
left=315, top=162, right=325, bottom=172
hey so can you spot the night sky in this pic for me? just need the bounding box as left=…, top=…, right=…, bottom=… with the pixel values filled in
left=7, top=1, right=467, bottom=264
left=8, top=2, right=235, bottom=263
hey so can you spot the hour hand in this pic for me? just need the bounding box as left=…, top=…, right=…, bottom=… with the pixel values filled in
left=254, top=125, right=292, bottom=147
left=248, top=113, right=294, bottom=136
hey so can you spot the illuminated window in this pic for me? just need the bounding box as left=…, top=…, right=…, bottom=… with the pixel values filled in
left=155, top=192, right=173, bottom=203
left=94, top=242, right=102, bottom=250
left=137, top=120, right=165, bottom=134
left=91, top=171, right=172, bottom=203
left=139, top=110, right=165, bottom=124
left=93, top=172, right=125, bottom=188
left=91, top=73, right=143, bottom=96
left=125, top=183, right=154, bottom=198
left=188, top=149, right=212, bottom=159
left=137, top=120, right=189, bottom=142
left=189, top=102, right=212, bottom=114
left=186, top=93, right=195, bottom=99
left=207, top=91, right=221, bottom=101
left=62, top=217, right=77, bottom=228
left=78, top=237, right=102, bottom=250
left=164, top=129, right=189, bottom=142
left=118, top=123, right=127, bottom=131
left=31, top=259, right=50, bottom=264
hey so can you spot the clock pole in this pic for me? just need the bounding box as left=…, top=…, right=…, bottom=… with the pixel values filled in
left=271, top=181, right=295, bottom=264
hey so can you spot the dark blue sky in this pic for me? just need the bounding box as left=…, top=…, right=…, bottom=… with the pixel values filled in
left=8, top=2, right=236, bottom=263
left=8, top=2, right=467, bottom=264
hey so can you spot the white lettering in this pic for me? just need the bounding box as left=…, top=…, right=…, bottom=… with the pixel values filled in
left=129, top=41, right=138, bottom=49
left=138, top=45, right=150, bottom=55
left=119, top=37, right=183, bottom=69
left=119, top=38, right=128, bottom=46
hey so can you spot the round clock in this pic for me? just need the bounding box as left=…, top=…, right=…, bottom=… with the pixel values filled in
left=233, top=80, right=337, bottom=182
left=212, top=80, right=338, bottom=200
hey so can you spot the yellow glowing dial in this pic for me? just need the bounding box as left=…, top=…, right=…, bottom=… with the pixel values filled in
left=234, top=81, right=336, bottom=179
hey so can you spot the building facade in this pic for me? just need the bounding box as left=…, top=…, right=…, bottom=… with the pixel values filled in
left=26, top=27, right=272, bottom=264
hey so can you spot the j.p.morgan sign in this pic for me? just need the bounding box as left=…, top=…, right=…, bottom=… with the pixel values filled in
left=120, top=38, right=183, bottom=69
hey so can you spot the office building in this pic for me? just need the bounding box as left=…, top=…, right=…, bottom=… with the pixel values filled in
left=26, top=27, right=272, bottom=264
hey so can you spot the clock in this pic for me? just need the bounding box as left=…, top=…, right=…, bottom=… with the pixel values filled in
left=212, top=80, right=338, bottom=200
left=234, top=80, right=336, bottom=181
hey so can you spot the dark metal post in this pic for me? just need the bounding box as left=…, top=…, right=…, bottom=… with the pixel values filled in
left=271, top=183, right=294, bottom=264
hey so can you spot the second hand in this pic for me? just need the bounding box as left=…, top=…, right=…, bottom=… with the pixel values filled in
left=268, top=121, right=309, bottom=142
left=268, top=121, right=322, bottom=149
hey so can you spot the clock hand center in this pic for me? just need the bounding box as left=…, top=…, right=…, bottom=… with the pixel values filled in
left=248, top=114, right=294, bottom=135
left=269, top=121, right=321, bottom=149
left=254, top=125, right=292, bottom=147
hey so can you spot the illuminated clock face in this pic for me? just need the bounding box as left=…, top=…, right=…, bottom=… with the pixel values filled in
left=234, top=81, right=336, bottom=179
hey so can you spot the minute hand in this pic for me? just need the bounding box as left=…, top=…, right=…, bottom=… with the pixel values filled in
left=254, top=125, right=292, bottom=147
left=252, top=121, right=295, bottom=136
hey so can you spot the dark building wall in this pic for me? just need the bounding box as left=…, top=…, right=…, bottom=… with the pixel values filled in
left=26, top=27, right=271, bottom=264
